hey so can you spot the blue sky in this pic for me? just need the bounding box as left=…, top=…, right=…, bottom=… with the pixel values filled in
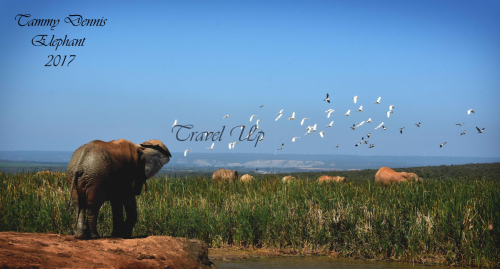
left=0, top=0, right=499, bottom=157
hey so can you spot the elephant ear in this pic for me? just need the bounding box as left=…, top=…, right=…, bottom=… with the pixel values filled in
left=141, top=140, right=172, bottom=158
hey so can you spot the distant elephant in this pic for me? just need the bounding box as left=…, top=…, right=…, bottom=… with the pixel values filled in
left=212, top=168, right=238, bottom=182
left=240, top=174, right=254, bottom=182
left=66, top=139, right=171, bottom=239
left=282, top=176, right=296, bottom=182
left=318, top=175, right=346, bottom=183
left=375, top=167, right=420, bottom=184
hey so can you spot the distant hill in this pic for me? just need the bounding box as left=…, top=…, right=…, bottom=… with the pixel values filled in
left=0, top=151, right=499, bottom=173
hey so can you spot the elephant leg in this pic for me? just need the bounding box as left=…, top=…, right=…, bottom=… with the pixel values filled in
left=111, top=199, right=125, bottom=238
left=87, top=204, right=102, bottom=239
left=86, top=187, right=105, bottom=239
left=74, top=206, right=88, bottom=239
left=123, top=196, right=138, bottom=238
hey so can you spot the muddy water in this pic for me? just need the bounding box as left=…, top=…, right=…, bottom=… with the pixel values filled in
left=213, top=256, right=447, bottom=269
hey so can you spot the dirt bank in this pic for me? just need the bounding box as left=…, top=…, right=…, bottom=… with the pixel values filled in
left=0, top=232, right=213, bottom=269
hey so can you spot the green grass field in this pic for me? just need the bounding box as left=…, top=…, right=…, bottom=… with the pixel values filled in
left=0, top=164, right=498, bottom=267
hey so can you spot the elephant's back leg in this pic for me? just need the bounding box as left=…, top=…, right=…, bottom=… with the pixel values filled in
left=86, top=182, right=107, bottom=239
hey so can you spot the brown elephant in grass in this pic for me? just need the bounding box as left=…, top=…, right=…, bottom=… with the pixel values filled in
left=212, top=168, right=238, bottom=182
left=318, top=175, right=346, bottom=183
left=375, top=167, right=420, bottom=184
left=66, top=139, right=171, bottom=239
left=282, top=176, right=296, bottom=182
left=240, top=174, right=254, bottom=182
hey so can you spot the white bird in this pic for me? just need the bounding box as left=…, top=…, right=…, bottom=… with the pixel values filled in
left=367, top=133, right=371, bottom=138
left=324, top=93, right=330, bottom=103
left=387, top=110, right=393, bottom=118
left=326, top=121, right=334, bottom=128
left=461, top=130, right=466, bottom=135
left=345, top=109, right=351, bottom=116
left=184, top=150, right=191, bottom=156
left=353, top=96, right=359, bottom=104
left=375, top=122, right=384, bottom=129
left=250, top=115, right=258, bottom=121
left=319, top=131, right=324, bottom=138
left=305, top=129, right=311, bottom=135
left=275, top=114, right=282, bottom=121
left=259, top=135, right=265, bottom=141
left=367, top=118, right=372, bottom=123
left=223, top=114, right=230, bottom=119
left=277, top=143, right=284, bottom=150
left=277, top=109, right=283, bottom=115
left=301, top=118, right=309, bottom=125
left=389, top=105, right=395, bottom=111
left=456, top=122, right=464, bottom=126
left=311, top=124, right=317, bottom=132
left=289, top=112, right=296, bottom=120
left=467, top=109, right=475, bottom=114
left=305, top=125, right=312, bottom=131
left=292, top=137, right=300, bottom=142
left=173, top=119, right=178, bottom=127
left=440, top=142, right=447, bottom=148
left=415, top=122, right=421, bottom=127
left=357, top=121, right=365, bottom=127
left=356, top=105, right=363, bottom=112
left=374, top=97, right=381, bottom=104
left=229, top=142, right=238, bottom=149
left=325, top=109, right=334, bottom=118
left=256, top=119, right=261, bottom=125
left=400, top=127, right=405, bottom=134
left=240, top=125, right=245, bottom=130
left=476, top=127, right=485, bottom=133
left=207, top=143, right=214, bottom=150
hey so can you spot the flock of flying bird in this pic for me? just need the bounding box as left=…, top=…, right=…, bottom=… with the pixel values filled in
left=177, top=94, right=484, bottom=156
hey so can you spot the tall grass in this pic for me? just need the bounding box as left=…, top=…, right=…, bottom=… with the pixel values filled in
left=0, top=172, right=498, bottom=267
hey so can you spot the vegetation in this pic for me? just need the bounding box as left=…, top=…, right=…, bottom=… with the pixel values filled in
left=0, top=163, right=499, bottom=267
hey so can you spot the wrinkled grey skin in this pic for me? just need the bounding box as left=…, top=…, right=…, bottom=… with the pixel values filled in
left=66, top=139, right=171, bottom=239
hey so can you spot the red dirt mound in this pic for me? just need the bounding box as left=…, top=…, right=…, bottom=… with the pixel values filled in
left=0, top=232, right=213, bottom=269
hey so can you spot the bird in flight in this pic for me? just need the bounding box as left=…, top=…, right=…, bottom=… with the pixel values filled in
left=259, top=105, right=264, bottom=108
left=319, top=131, right=325, bottom=138
left=375, top=122, right=384, bottom=129
left=357, top=121, right=365, bottom=127
left=326, top=121, right=334, bottom=128
left=277, top=109, right=283, bottom=115
left=353, top=96, right=359, bottom=104
left=374, top=97, right=381, bottom=104
left=288, top=112, right=296, bottom=120
left=228, top=142, right=238, bottom=149
left=223, top=115, right=230, bottom=119
left=301, top=118, right=309, bottom=125
left=367, top=133, right=371, bottom=138
left=400, top=127, right=405, bottom=134
left=345, top=109, right=351, bottom=116
left=460, top=130, right=466, bottom=135
left=382, top=126, right=386, bottom=130
left=250, top=115, right=258, bottom=121
left=277, top=143, right=284, bottom=150
left=275, top=114, right=282, bottom=121
left=388, top=105, right=395, bottom=111
left=415, top=122, right=421, bottom=127
left=356, top=105, right=363, bottom=112
left=311, top=124, right=318, bottom=132
left=324, top=93, right=330, bottom=103
left=184, top=150, right=191, bottom=156
left=387, top=111, right=394, bottom=118
left=440, top=142, right=447, bottom=148
left=467, top=109, right=475, bottom=114
left=476, top=127, right=485, bottom=133
left=292, top=137, right=300, bottom=142
left=367, top=118, right=372, bottom=123
left=207, top=143, right=214, bottom=150
left=326, top=109, right=334, bottom=118
left=456, top=122, right=464, bottom=126
left=335, top=144, right=339, bottom=148
left=350, top=124, right=356, bottom=130
left=173, top=119, right=178, bottom=127
left=369, top=144, right=375, bottom=148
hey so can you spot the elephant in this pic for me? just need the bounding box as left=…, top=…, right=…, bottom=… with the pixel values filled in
left=66, top=139, right=171, bottom=239
left=375, top=167, right=420, bottom=184
left=212, top=168, right=238, bottom=182
left=282, top=176, right=296, bottom=182
left=240, top=174, right=254, bottom=182
left=318, top=175, right=346, bottom=183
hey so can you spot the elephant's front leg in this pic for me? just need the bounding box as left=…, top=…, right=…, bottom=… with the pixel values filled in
left=111, top=199, right=125, bottom=238
left=123, top=196, right=138, bottom=239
